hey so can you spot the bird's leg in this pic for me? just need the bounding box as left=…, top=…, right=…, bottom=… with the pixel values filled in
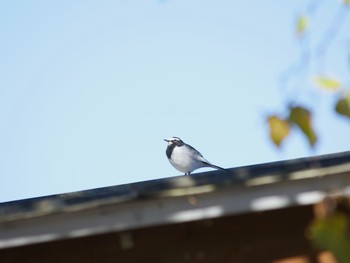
left=184, top=172, right=191, bottom=176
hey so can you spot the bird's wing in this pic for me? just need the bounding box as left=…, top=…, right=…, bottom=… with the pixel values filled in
left=186, top=145, right=215, bottom=166
left=186, top=143, right=230, bottom=173
left=186, top=144, right=215, bottom=165
left=186, top=144, right=204, bottom=158
left=187, top=144, right=231, bottom=173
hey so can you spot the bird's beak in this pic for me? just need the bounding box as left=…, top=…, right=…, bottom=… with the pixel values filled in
left=164, top=139, right=169, bottom=142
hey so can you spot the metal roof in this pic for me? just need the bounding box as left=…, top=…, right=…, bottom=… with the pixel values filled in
left=1, top=151, right=350, bottom=249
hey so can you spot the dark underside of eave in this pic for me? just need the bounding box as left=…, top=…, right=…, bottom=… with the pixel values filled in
left=0, top=205, right=318, bottom=263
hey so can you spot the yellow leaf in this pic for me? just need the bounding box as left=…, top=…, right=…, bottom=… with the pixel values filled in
left=268, top=115, right=290, bottom=147
left=335, top=93, right=350, bottom=119
left=315, top=76, right=341, bottom=91
left=343, top=0, right=350, bottom=5
left=296, top=15, right=309, bottom=36
left=289, top=106, right=318, bottom=146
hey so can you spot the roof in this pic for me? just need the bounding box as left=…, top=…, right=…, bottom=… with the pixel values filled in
left=1, top=151, right=350, bottom=249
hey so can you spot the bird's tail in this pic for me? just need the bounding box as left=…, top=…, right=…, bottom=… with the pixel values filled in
left=202, top=161, right=231, bottom=174
left=210, top=164, right=231, bottom=174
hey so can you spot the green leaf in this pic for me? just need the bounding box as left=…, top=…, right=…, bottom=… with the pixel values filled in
left=335, top=93, right=350, bottom=119
left=289, top=106, right=318, bottom=146
left=268, top=115, right=291, bottom=147
left=309, top=213, right=350, bottom=263
left=315, top=76, right=341, bottom=91
left=296, top=15, right=309, bottom=37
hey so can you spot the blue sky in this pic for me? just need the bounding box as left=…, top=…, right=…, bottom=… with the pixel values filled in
left=1, top=1, right=349, bottom=202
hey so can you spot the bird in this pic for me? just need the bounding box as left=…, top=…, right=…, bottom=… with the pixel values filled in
left=164, top=136, right=229, bottom=176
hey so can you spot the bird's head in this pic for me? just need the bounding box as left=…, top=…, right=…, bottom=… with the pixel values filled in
left=164, top=137, right=184, bottom=146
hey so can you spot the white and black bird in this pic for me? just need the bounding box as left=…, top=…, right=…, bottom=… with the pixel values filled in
left=164, top=136, right=229, bottom=175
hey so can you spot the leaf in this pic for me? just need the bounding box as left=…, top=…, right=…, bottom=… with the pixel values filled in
left=315, top=76, right=342, bottom=91
left=343, top=0, right=350, bottom=5
left=289, top=106, right=318, bottom=146
left=296, top=15, right=309, bottom=37
left=268, top=115, right=291, bottom=147
left=309, top=213, right=350, bottom=263
left=335, top=93, right=350, bottom=119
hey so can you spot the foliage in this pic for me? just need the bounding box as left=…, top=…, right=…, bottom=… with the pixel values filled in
left=296, top=15, right=309, bottom=37
left=268, top=116, right=290, bottom=146
left=309, top=211, right=350, bottom=263
left=289, top=106, right=317, bottom=146
left=335, top=93, right=350, bottom=119
left=267, top=0, right=350, bottom=148
left=315, top=76, right=342, bottom=91
left=268, top=106, right=317, bottom=147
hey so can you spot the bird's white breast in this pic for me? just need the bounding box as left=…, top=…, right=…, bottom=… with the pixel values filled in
left=169, top=145, right=204, bottom=173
